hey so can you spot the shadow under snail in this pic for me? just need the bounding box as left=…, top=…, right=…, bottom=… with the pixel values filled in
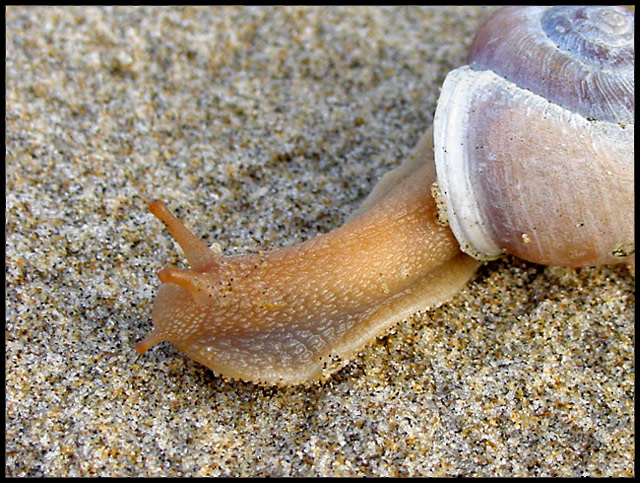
left=135, top=6, right=634, bottom=385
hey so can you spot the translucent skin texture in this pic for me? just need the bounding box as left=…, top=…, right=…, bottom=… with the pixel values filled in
left=136, top=133, right=479, bottom=385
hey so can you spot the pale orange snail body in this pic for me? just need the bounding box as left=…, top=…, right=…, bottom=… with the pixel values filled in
left=136, top=6, right=634, bottom=385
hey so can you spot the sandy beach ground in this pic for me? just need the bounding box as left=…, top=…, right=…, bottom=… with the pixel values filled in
left=6, top=6, right=634, bottom=476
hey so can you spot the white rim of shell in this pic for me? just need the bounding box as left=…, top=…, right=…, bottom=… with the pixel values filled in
left=433, top=66, right=505, bottom=262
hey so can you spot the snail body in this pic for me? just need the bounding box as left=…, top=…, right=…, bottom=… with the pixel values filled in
left=136, top=6, right=634, bottom=385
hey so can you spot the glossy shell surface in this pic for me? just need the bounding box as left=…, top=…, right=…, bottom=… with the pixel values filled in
left=433, top=6, right=634, bottom=266
left=468, top=5, right=634, bottom=124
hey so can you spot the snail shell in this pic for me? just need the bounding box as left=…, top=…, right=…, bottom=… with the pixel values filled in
left=433, top=5, right=634, bottom=266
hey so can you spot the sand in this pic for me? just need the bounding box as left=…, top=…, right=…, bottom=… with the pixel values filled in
left=6, top=6, right=634, bottom=477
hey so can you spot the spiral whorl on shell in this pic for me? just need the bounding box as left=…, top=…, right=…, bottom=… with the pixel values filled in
left=433, top=5, right=634, bottom=267
left=469, top=6, right=634, bottom=124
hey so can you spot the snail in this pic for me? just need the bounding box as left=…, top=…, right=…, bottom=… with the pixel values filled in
left=135, top=6, right=634, bottom=386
